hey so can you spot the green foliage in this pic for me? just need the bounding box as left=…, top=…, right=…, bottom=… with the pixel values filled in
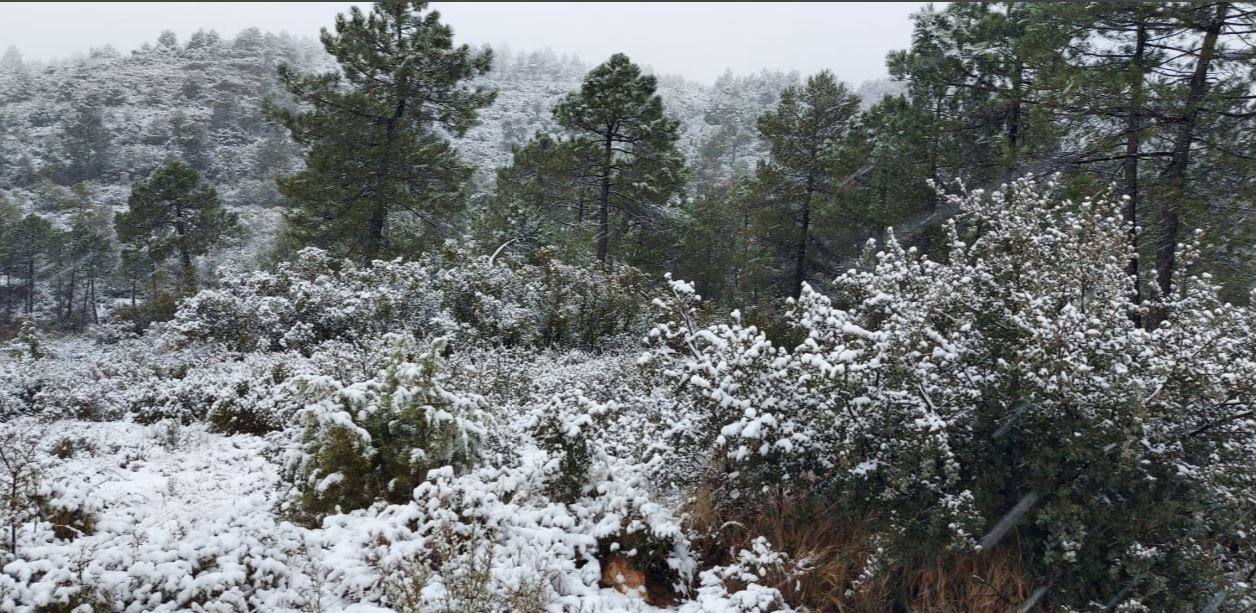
left=530, top=391, right=597, bottom=504
left=115, top=161, right=238, bottom=294
left=649, top=179, right=1256, bottom=609
left=271, top=0, right=495, bottom=264
left=552, top=53, right=686, bottom=265
left=57, top=103, right=111, bottom=184
left=477, top=132, right=600, bottom=264
left=173, top=245, right=650, bottom=354
left=290, top=334, right=487, bottom=522
left=749, top=70, right=861, bottom=298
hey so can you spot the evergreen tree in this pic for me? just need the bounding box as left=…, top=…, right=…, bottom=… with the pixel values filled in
left=671, top=176, right=772, bottom=307
left=553, top=53, right=686, bottom=265
left=116, top=248, right=154, bottom=311
left=62, top=201, right=116, bottom=326
left=3, top=214, right=55, bottom=315
left=888, top=3, right=1070, bottom=183
left=480, top=132, right=599, bottom=262
left=751, top=70, right=860, bottom=298
left=271, top=0, right=495, bottom=265
left=0, top=198, right=18, bottom=319
left=59, top=103, right=111, bottom=183
left=172, top=111, right=213, bottom=175
left=115, top=161, right=238, bottom=293
left=0, top=46, right=33, bottom=103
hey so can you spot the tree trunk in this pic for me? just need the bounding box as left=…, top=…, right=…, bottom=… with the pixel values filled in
left=179, top=246, right=196, bottom=295
left=363, top=202, right=388, bottom=266
left=1005, top=59, right=1024, bottom=181
left=792, top=181, right=814, bottom=299
left=363, top=97, right=407, bottom=266
left=1149, top=2, right=1226, bottom=328
left=24, top=258, right=34, bottom=314
left=64, top=268, right=76, bottom=323
left=596, top=132, right=613, bottom=264
left=88, top=276, right=98, bottom=324
left=1123, top=21, right=1147, bottom=327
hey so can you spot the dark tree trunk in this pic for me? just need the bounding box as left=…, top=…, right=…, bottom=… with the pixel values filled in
left=25, top=259, right=34, bottom=314
left=1123, top=21, right=1147, bottom=327
left=1005, top=59, right=1024, bottom=181
left=179, top=247, right=196, bottom=294
left=1149, top=2, right=1226, bottom=328
left=64, top=268, right=76, bottom=323
left=596, top=132, right=613, bottom=264
left=792, top=181, right=814, bottom=299
left=363, top=97, right=407, bottom=267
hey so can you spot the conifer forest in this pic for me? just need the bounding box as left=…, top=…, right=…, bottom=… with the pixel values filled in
left=1, top=2, right=1255, bottom=610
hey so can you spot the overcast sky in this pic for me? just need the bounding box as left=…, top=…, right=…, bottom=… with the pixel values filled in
left=1, top=2, right=929, bottom=84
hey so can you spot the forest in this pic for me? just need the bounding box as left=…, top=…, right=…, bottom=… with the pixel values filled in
left=0, top=1, right=1253, bottom=611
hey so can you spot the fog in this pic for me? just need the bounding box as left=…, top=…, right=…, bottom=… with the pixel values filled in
left=0, top=2, right=929, bottom=83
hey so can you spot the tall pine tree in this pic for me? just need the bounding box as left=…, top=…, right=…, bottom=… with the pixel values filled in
left=553, top=53, right=686, bottom=265
left=752, top=70, right=860, bottom=298
left=271, top=1, right=494, bottom=264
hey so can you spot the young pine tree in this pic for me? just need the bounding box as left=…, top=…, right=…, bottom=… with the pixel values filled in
left=59, top=103, right=111, bottom=184
left=270, top=1, right=495, bottom=265
left=553, top=53, right=686, bottom=265
left=115, top=161, right=237, bottom=294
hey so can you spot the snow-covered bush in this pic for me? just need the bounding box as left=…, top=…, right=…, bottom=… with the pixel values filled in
left=528, top=390, right=599, bottom=504
left=172, top=247, right=449, bottom=353
left=437, top=245, right=651, bottom=349
left=171, top=245, right=651, bottom=355
left=287, top=333, right=489, bottom=522
left=648, top=177, right=1256, bottom=609
left=203, top=351, right=309, bottom=434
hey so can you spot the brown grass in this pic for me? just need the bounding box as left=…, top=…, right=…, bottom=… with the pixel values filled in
left=688, top=488, right=1031, bottom=612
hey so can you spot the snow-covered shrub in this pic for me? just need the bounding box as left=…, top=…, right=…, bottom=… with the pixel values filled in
left=642, top=277, right=814, bottom=504
left=528, top=391, right=598, bottom=504
left=172, top=244, right=651, bottom=355
left=203, top=351, right=310, bottom=434
left=0, top=420, right=48, bottom=560
left=648, top=177, right=1256, bottom=609
left=287, top=333, right=489, bottom=521
left=6, top=319, right=44, bottom=360
left=172, top=247, right=450, bottom=353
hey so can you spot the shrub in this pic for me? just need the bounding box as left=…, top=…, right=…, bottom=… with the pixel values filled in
left=171, top=244, right=651, bottom=355
left=647, top=177, right=1256, bottom=609
left=288, top=334, right=489, bottom=522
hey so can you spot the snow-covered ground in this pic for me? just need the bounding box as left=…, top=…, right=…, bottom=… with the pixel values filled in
left=0, top=420, right=710, bottom=612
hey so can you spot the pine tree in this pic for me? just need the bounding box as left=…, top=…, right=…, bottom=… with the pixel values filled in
left=115, top=161, right=238, bottom=293
left=553, top=53, right=686, bottom=265
left=480, top=132, right=599, bottom=261
left=888, top=3, right=1070, bottom=183
left=172, top=111, right=212, bottom=175
left=0, top=46, right=33, bottom=103
left=3, top=214, right=54, bottom=315
left=59, top=103, right=111, bottom=183
left=1043, top=2, right=1255, bottom=320
left=752, top=70, right=860, bottom=298
left=271, top=0, right=495, bottom=265
left=63, top=201, right=116, bottom=326
left=116, top=248, right=154, bottom=311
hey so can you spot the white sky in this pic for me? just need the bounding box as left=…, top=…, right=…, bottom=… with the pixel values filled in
left=0, top=2, right=931, bottom=84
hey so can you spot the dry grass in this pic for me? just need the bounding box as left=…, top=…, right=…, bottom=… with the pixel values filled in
left=688, top=488, right=1031, bottom=612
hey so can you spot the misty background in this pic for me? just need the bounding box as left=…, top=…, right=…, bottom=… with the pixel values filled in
left=0, top=2, right=928, bottom=83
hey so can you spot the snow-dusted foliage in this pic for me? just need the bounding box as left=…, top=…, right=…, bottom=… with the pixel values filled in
left=644, top=176, right=1256, bottom=609
left=287, top=334, right=489, bottom=520
left=172, top=245, right=649, bottom=353
left=2, top=178, right=1251, bottom=610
